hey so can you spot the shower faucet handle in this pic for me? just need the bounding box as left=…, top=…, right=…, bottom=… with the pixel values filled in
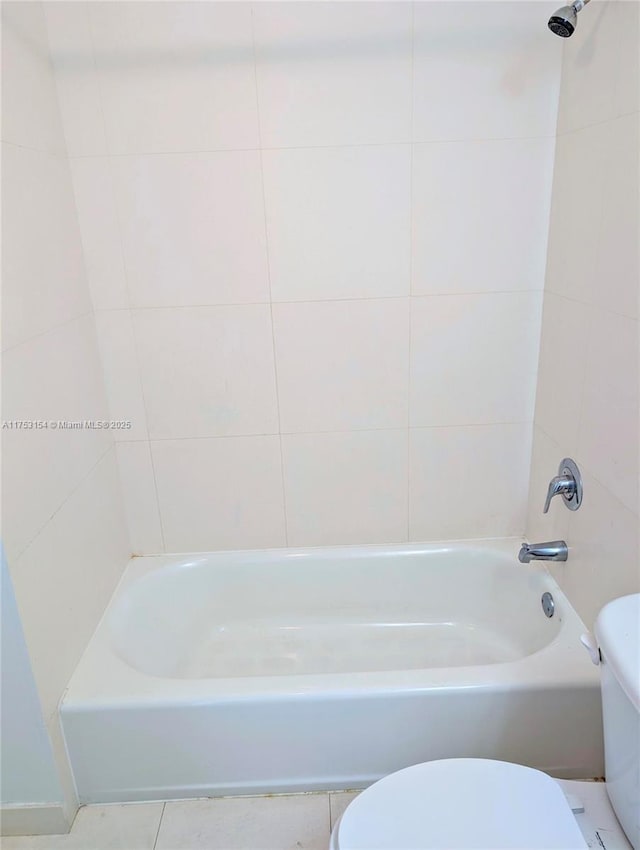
left=543, top=458, right=583, bottom=513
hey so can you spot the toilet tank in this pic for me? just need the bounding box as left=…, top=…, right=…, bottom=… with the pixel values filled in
left=595, top=593, right=640, bottom=849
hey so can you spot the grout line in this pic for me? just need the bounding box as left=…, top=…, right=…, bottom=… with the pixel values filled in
left=106, top=179, right=167, bottom=550
left=85, top=2, right=111, bottom=157
left=84, top=8, right=169, bottom=555
left=555, top=108, right=640, bottom=139
left=143, top=422, right=532, bottom=444
left=544, top=287, right=639, bottom=323
left=93, top=22, right=168, bottom=555
left=63, top=130, right=561, bottom=160
left=251, top=3, right=289, bottom=546
left=152, top=802, right=166, bottom=850
left=406, top=0, right=416, bottom=544
left=106, top=234, right=167, bottom=552
left=9, top=444, right=114, bottom=565
left=1, top=310, right=94, bottom=355
left=87, top=289, right=547, bottom=314
left=0, top=138, right=67, bottom=158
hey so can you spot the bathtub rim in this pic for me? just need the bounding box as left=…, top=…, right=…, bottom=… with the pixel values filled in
left=61, top=537, right=599, bottom=710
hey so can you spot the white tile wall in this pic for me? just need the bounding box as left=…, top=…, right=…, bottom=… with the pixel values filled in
left=555, top=0, right=623, bottom=136
left=544, top=123, right=609, bottom=306
left=412, top=2, right=561, bottom=142
left=409, top=424, right=532, bottom=541
left=577, top=310, right=639, bottom=515
left=527, top=0, right=639, bottom=626
left=1, top=143, right=90, bottom=351
left=1, top=2, right=66, bottom=153
left=48, top=1, right=563, bottom=553
left=253, top=2, right=413, bottom=148
left=612, top=2, right=640, bottom=118
left=273, top=299, right=409, bottom=433
left=133, top=306, right=278, bottom=440
left=409, top=292, right=542, bottom=427
left=594, top=114, right=639, bottom=320
left=116, top=442, right=164, bottom=555
left=69, top=157, right=129, bottom=311
left=94, top=311, right=148, bottom=442
left=411, top=137, right=555, bottom=295
left=554, top=471, right=639, bottom=629
left=44, top=2, right=108, bottom=157
left=110, top=152, right=270, bottom=308
left=534, top=293, right=593, bottom=450
left=282, top=430, right=408, bottom=546
left=2, top=316, right=112, bottom=562
left=151, top=436, right=286, bottom=552
left=88, top=2, right=259, bottom=155
left=263, top=145, right=411, bottom=302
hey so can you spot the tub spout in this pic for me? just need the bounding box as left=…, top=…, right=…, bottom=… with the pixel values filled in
left=518, top=541, right=568, bottom=563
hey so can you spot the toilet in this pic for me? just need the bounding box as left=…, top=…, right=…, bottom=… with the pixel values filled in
left=330, top=593, right=639, bottom=850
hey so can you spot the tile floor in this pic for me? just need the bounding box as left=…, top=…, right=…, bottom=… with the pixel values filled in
left=2, top=792, right=359, bottom=850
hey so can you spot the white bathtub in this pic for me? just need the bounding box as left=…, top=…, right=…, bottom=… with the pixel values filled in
left=61, top=539, right=603, bottom=803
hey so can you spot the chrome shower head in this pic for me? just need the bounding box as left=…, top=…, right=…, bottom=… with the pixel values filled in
left=548, top=0, right=590, bottom=37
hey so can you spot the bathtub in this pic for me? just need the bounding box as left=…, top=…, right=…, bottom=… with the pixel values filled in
left=61, top=539, right=603, bottom=803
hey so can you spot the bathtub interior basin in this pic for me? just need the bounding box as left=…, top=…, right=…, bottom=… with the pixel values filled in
left=108, top=545, right=561, bottom=679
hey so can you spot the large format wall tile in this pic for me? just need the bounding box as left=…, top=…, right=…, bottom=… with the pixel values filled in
left=559, top=471, right=639, bottom=628
left=88, top=2, right=259, bottom=154
left=253, top=2, right=412, bottom=149
left=44, top=0, right=565, bottom=556
left=152, top=436, right=286, bottom=552
left=95, top=311, right=148, bottom=442
left=409, top=424, right=532, bottom=540
left=2, top=143, right=91, bottom=351
left=116, top=442, right=164, bottom=555
left=612, top=1, right=639, bottom=119
left=111, top=152, right=269, bottom=308
left=70, top=157, right=129, bottom=311
left=412, top=2, right=561, bottom=142
left=555, top=0, right=621, bottom=135
left=410, top=292, right=542, bottom=427
left=273, top=299, right=409, bottom=433
left=282, top=430, right=408, bottom=546
left=263, top=145, right=411, bottom=302
left=2, top=316, right=112, bottom=563
left=594, top=114, right=639, bottom=320
left=577, top=311, right=639, bottom=516
left=534, top=293, right=593, bottom=451
left=133, top=306, right=278, bottom=440
left=1, top=2, right=66, bottom=153
left=544, top=123, right=609, bottom=306
left=44, top=2, right=108, bottom=157
left=411, top=137, right=554, bottom=295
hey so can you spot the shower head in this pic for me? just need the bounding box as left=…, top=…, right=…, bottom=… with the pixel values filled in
left=548, top=0, right=590, bottom=37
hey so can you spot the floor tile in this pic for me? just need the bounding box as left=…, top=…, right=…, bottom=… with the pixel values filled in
left=1, top=803, right=164, bottom=850
left=329, top=792, right=360, bottom=831
left=155, top=794, right=330, bottom=850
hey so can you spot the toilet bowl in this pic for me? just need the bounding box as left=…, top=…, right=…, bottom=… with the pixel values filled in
left=330, top=593, right=639, bottom=850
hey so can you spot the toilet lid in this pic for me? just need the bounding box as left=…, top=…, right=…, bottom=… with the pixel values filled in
left=337, top=759, right=588, bottom=850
